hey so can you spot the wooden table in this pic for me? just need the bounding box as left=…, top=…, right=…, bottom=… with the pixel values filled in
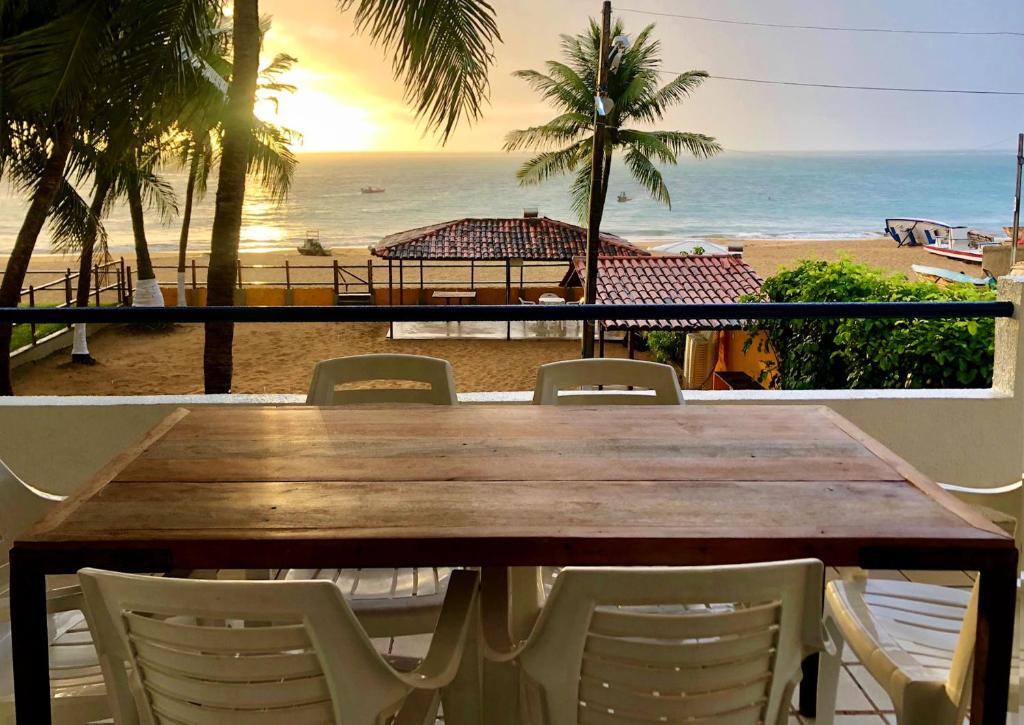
left=432, top=290, right=477, bottom=305
left=11, top=405, right=1017, bottom=724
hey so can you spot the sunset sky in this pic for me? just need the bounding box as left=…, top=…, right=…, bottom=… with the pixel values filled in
left=256, top=0, right=1024, bottom=154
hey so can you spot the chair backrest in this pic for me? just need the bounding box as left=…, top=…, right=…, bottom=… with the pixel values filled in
left=78, top=569, right=417, bottom=725
left=306, top=354, right=458, bottom=405
left=533, top=359, right=683, bottom=405
left=511, top=560, right=825, bottom=725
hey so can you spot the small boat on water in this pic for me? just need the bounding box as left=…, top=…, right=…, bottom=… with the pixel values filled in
left=616, top=192, right=632, bottom=203
left=361, top=186, right=385, bottom=194
left=911, top=264, right=994, bottom=288
left=885, top=217, right=1002, bottom=263
left=297, top=230, right=331, bottom=256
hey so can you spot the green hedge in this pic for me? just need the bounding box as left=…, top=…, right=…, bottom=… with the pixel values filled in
left=743, top=258, right=995, bottom=389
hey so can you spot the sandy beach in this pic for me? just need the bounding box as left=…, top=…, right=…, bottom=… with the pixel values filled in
left=6, top=237, right=981, bottom=395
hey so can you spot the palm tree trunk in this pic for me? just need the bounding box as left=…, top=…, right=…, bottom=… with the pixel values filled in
left=128, top=178, right=164, bottom=306
left=204, top=0, right=260, bottom=393
left=177, top=144, right=201, bottom=307
left=0, top=123, right=74, bottom=395
left=72, top=175, right=113, bottom=364
left=597, top=146, right=613, bottom=225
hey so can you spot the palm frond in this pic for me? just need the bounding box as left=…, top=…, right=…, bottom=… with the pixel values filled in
left=649, top=130, right=721, bottom=160
left=617, top=129, right=677, bottom=165
left=623, top=146, right=671, bottom=208
left=338, top=0, right=500, bottom=143
left=503, top=112, right=590, bottom=152
left=514, top=140, right=589, bottom=187
left=569, top=162, right=593, bottom=224
left=248, top=118, right=299, bottom=203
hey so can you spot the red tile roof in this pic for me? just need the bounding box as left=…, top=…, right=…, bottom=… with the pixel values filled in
left=568, top=254, right=763, bottom=331
left=372, top=217, right=649, bottom=261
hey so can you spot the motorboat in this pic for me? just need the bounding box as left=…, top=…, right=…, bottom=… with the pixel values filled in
left=885, top=217, right=1000, bottom=263
left=361, top=186, right=385, bottom=194
left=297, top=230, right=331, bottom=256
left=616, top=192, right=632, bottom=203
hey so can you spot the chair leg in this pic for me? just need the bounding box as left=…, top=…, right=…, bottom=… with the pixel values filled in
left=815, top=614, right=844, bottom=725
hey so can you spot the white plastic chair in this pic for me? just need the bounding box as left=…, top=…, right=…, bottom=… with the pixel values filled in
left=306, top=353, right=458, bottom=405
left=820, top=479, right=1023, bottom=724
left=304, top=356, right=458, bottom=643
left=532, top=358, right=684, bottom=405
left=79, top=568, right=480, bottom=725
left=485, top=560, right=829, bottom=725
left=0, top=459, right=109, bottom=724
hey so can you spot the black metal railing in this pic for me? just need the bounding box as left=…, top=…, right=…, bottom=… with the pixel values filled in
left=0, top=301, right=1013, bottom=325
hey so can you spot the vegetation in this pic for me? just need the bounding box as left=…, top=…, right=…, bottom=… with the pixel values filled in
left=203, top=0, right=502, bottom=392
left=744, top=259, right=996, bottom=390
left=505, top=18, right=720, bottom=222
left=645, top=331, right=686, bottom=366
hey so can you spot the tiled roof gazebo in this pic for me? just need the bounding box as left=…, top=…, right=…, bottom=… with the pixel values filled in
left=372, top=216, right=648, bottom=260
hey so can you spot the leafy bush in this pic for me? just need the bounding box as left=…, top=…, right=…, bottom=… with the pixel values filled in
left=744, top=258, right=995, bottom=389
left=645, top=330, right=686, bottom=365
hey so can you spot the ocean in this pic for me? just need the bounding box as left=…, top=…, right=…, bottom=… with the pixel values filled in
left=0, top=151, right=1018, bottom=255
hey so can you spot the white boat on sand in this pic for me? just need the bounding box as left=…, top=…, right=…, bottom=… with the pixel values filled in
left=885, top=217, right=1001, bottom=264
left=911, top=264, right=994, bottom=287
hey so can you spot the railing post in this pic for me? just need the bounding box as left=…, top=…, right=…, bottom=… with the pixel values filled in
left=126, top=266, right=133, bottom=304
left=191, top=258, right=197, bottom=295
left=27, top=285, right=36, bottom=345
left=93, top=264, right=100, bottom=306
left=332, top=259, right=340, bottom=303
left=236, top=260, right=242, bottom=289
left=120, top=257, right=126, bottom=303
left=284, top=260, right=291, bottom=292
left=64, top=270, right=72, bottom=307
left=367, top=260, right=373, bottom=297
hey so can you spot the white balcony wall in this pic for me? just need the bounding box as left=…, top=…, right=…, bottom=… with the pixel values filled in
left=1, top=276, right=1022, bottom=496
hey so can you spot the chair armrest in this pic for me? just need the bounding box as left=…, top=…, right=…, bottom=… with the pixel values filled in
left=938, top=480, right=1022, bottom=496
left=45, top=585, right=85, bottom=614
left=397, top=569, right=479, bottom=690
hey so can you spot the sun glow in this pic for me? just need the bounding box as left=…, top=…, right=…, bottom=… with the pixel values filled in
left=255, top=88, right=381, bottom=153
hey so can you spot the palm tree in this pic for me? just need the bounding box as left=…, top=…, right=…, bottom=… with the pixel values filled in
left=504, top=19, right=721, bottom=223
left=175, top=50, right=300, bottom=306
left=0, top=0, right=219, bottom=394
left=203, top=0, right=502, bottom=393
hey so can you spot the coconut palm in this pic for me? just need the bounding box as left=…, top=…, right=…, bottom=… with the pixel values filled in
left=203, top=0, right=501, bottom=393
left=0, top=0, right=219, bottom=394
left=175, top=50, right=300, bottom=306
left=505, top=18, right=721, bottom=223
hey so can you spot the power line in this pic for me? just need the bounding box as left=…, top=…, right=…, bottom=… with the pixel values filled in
left=660, top=70, right=1024, bottom=96
left=618, top=6, right=1024, bottom=37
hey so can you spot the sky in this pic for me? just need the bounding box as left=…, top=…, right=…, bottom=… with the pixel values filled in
left=255, top=0, right=1024, bottom=154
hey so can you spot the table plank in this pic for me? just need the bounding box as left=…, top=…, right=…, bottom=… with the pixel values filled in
left=115, top=405, right=903, bottom=484
left=32, top=479, right=989, bottom=542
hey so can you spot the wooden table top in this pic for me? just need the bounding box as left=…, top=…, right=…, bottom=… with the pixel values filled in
left=16, top=405, right=1011, bottom=571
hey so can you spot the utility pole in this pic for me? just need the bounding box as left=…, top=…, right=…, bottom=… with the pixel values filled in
left=1012, top=132, right=1023, bottom=267
left=581, top=1, right=612, bottom=358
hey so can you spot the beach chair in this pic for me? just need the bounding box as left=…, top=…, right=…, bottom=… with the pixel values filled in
left=0, top=459, right=109, bottom=724
left=533, top=358, right=683, bottom=405
left=819, top=478, right=1023, bottom=724
left=484, top=560, right=831, bottom=725
left=78, top=568, right=479, bottom=725
left=306, top=353, right=457, bottom=405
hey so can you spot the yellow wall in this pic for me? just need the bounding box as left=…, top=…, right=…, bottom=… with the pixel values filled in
left=714, top=330, right=777, bottom=388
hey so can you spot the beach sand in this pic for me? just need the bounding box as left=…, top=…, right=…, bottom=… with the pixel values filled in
left=5, top=237, right=981, bottom=395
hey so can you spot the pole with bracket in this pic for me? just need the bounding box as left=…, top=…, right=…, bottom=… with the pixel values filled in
left=581, top=1, right=612, bottom=358
left=1011, top=132, right=1022, bottom=268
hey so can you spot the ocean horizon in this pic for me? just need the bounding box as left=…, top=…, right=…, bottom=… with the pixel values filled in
left=1, top=150, right=1018, bottom=256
